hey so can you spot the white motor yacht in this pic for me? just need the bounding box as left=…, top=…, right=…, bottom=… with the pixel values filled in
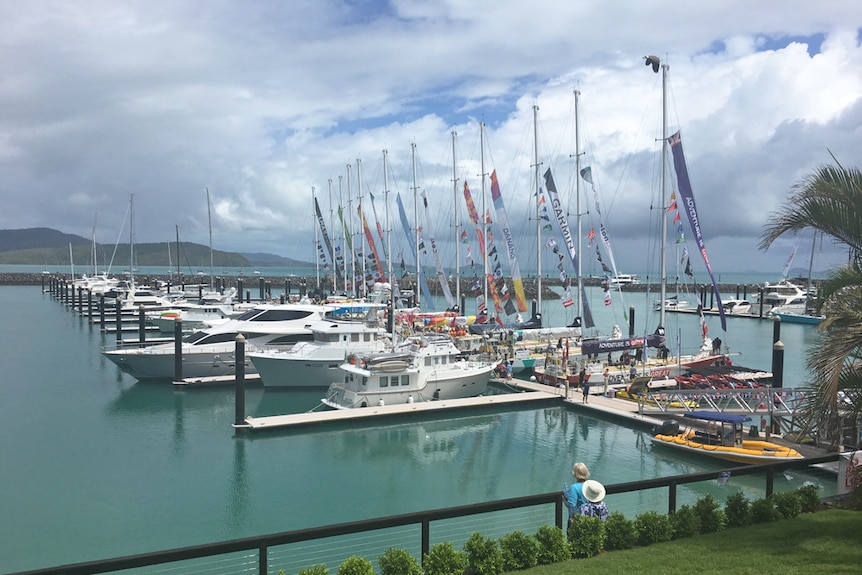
left=322, top=335, right=495, bottom=409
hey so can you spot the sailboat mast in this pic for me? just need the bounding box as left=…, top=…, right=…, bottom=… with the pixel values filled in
left=452, top=130, right=461, bottom=308
left=575, top=89, right=583, bottom=320
left=175, top=225, right=180, bottom=280
left=339, top=175, right=347, bottom=294
left=328, top=178, right=336, bottom=294
left=480, top=122, right=488, bottom=317
left=206, top=188, right=214, bottom=291
left=533, top=105, right=542, bottom=316
left=660, top=61, right=669, bottom=330
left=411, top=142, right=420, bottom=309
left=346, top=163, right=355, bottom=297
left=129, top=193, right=135, bottom=284
left=312, top=186, right=320, bottom=290
left=356, top=158, right=366, bottom=297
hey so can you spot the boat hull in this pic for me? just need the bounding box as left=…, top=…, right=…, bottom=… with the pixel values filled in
left=103, top=344, right=255, bottom=381
left=651, top=432, right=804, bottom=464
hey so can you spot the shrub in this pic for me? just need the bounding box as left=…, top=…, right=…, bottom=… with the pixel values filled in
left=534, top=525, right=570, bottom=565
left=423, top=542, right=465, bottom=575
left=299, top=566, right=330, bottom=575
left=693, top=494, right=725, bottom=534
left=634, top=511, right=672, bottom=546
left=498, top=530, right=539, bottom=570
left=751, top=496, right=780, bottom=523
left=378, top=549, right=420, bottom=575
left=724, top=492, right=752, bottom=528
left=566, top=515, right=604, bottom=558
left=669, top=504, right=701, bottom=539
left=337, top=556, right=374, bottom=575
left=796, top=484, right=822, bottom=513
left=772, top=490, right=803, bottom=519
left=462, top=532, right=502, bottom=575
left=603, top=512, right=636, bottom=551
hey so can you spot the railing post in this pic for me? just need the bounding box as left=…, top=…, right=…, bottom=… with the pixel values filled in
left=421, top=519, right=430, bottom=565
left=766, top=468, right=775, bottom=497
left=668, top=480, right=677, bottom=514
left=259, top=545, right=267, bottom=575
left=555, top=497, right=564, bottom=529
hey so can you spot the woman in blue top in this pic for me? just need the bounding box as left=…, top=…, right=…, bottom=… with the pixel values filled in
left=563, top=462, right=590, bottom=523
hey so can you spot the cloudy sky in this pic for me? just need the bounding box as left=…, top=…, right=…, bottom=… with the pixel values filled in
left=2, top=1, right=860, bottom=278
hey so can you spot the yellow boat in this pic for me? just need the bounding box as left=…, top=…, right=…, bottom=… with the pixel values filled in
left=651, top=411, right=804, bottom=464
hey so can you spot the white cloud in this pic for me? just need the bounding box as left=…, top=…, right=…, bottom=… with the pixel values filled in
left=0, top=1, right=859, bottom=277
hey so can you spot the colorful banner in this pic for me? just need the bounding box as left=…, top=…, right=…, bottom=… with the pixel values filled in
left=395, top=192, right=434, bottom=310
left=358, top=205, right=385, bottom=281
left=543, top=168, right=594, bottom=328
left=490, top=171, right=528, bottom=313
left=421, top=191, right=455, bottom=308
left=314, top=197, right=340, bottom=279
left=668, top=130, right=726, bottom=331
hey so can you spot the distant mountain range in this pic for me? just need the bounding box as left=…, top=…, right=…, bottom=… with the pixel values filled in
left=0, top=228, right=311, bottom=267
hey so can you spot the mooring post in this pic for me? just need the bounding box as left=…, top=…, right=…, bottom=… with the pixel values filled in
left=773, top=314, right=781, bottom=343
left=628, top=306, right=635, bottom=337
left=174, top=318, right=183, bottom=382
left=234, top=334, right=246, bottom=428
left=99, top=295, right=106, bottom=331
left=758, top=287, right=764, bottom=317
left=138, top=305, right=146, bottom=347
left=772, top=340, right=784, bottom=389
left=115, top=297, right=122, bottom=344
left=259, top=277, right=265, bottom=301
left=87, top=289, right=93, bottom=321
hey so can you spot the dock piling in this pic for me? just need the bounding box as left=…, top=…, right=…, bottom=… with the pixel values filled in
left=234, top=334, right=246, bottom=428
left=174, top=319, right=183, bottom=382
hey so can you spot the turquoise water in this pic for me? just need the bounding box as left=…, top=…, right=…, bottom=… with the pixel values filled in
left=0, top=285, right=834, bottom=573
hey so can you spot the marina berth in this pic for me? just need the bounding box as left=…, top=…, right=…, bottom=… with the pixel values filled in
left=321, top=334, right=495, bottom=409
left=101, top=302, right=332, bottom=381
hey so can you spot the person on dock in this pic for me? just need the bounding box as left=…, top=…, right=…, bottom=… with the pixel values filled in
left=578, top=480, right=609, bottom=521
left=506, top=361, right=513, bottom=379
left=581, top=369, right=591, bottom=403
left=629, top=364, right=637, bottom=381
left=563, top=462, right=590, bottom=524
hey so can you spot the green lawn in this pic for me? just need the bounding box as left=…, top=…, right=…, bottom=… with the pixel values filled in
left=520, top=510, right=862, bottom=575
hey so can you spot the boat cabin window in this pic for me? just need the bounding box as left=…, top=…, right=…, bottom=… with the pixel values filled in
left=188, top=331, right=241, bottom=345
left=233, top=308, right=318, bottom=322
left=268, top=333, right=315, bottom=345
left=315, top=333, right=339, bottom=343
left=351, top=334, right=360, bottom=343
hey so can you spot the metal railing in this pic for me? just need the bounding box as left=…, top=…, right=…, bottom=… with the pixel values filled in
left=7, top=453, right=840, bottom=575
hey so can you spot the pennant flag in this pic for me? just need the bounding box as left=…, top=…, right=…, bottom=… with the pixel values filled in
left=684, top=257, right=693, bottom=277
left=580, top=166, right=593, bottom=185
left=681, top=246, right=689, bottom=264
left=673, top=212, right=681, bottom=224
left=460, top=230, right=468, bottom=244
left=668, top=130, right=724, bottom=332
left=667, top=198, right=678, bottom=212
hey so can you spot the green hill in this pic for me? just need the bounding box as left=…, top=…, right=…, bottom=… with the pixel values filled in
left=0, top=228, right=310, bottom=267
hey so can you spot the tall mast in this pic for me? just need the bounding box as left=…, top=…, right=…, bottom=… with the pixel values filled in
left=533, top=105, right=542, bottom=316
left=411, top=142, right=420, bottom=309
left=356, top=158, right=366, bottom=297
left=129, top=193, right=135, bottom=284
left=338, top=175, right=346, bottom=294
left=660, top=61, right=669, bottom=331
left=383, top=149, right=393, bottom=306
left=452, top=130, right=461, bottom=308
left=328, top=178, right=336, bottom=294
left=574, top=90, right=583, bottom=320
left=346, top=163, right=355, bottom=297
left=175, top=225, right=180, bottom=280
left=480, top=122, right=488, bottom=317
left=206, top=187, right=213, bottom=291
left=312, top=186, right=320, bottom=290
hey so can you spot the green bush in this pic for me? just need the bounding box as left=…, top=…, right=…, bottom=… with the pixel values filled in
left=634, top=511, right=673, bottom=546
left=498, top=530, right=539, bottom=570
left=603, top=512, right=636, bottom=551
left=423, top=542, right=465, bottom=575
left=337, top=556, right=374, bottom=575
left=378, top=549, right=420, bottom=575
left=566, top=515, right=604, bottom=558
left=751, top=496, right=780, bottom=523
left=693, top=494, right=725, bottom=534
left=462, top=532, right=502, bottom=575
left=534, top=525, right=570, bottom=565
left=773, top=490, right=803, bottom=519
left=298, top=565, right=330, bottom=575
left=724, top=492, right=752, bottom=528
left=796, top=484, right=822, bottom=513
left=669, top=504, right=701, bottom=539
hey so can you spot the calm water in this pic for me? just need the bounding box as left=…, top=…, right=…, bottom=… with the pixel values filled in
left=0, top=285, right=834, bottom=573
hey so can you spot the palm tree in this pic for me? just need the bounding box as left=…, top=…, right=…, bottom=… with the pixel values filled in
left=759, top=163, right=862, bottom=449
